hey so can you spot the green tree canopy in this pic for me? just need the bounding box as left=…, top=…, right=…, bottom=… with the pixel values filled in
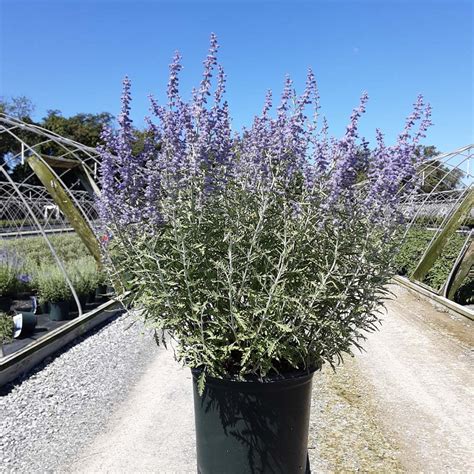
left=417, top=146, right=465, bottom=193
left=40, top=110, right=113, bottom=149
left=0, top=96, right=114, bottom=182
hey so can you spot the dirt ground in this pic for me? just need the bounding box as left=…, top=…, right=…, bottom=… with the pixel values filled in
left=309, top=284, right=473, bottom=472
left=67, top=284, right=474, bottom=473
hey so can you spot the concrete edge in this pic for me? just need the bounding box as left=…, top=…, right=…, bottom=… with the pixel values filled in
left=0, top=298, right=124, bottom=387
left=393, top=275, right=474, bottom=321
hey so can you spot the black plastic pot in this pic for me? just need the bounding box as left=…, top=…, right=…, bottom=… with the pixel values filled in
left=39, top=300, right=50, bottom=315
left=95, top=285, right=107, bottom=302
left=0, top=296, right=12, bottom=313
left=192, top=368, right=315, bottom=474
left=49, top=301, right=70, bottom=321
left=13, top=312, right=37, bottom=338
left=76, top=295, right=88, bottom=311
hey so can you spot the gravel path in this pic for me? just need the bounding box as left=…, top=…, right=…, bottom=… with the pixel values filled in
left=354, top=285, right=474, bottom=472
left=66, top=341, right=196, bottom=473
left=0, top=312, right=158, bottom=473
left=1, top=284, right=473, bottom=473
left=308, top=360, right=402, bottom=472
left=309, top=285, right=473, bottom=472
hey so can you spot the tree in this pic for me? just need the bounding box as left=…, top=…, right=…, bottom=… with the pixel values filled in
left=0, top=95, right=35, bottom=119
left=417, top=146, right=465, bottom=193
left=0, top=96, right=37, bottom=176
left=40, top=110, right=114, bottom=151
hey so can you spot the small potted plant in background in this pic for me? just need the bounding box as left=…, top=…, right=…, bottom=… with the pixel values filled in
left=0, top=250, right=19, bottom=313
left=98, top=35, right=432, bottom=472
left=0, top=312, right=14, bottom=358
left=29, top=266, right=50, bottom=315
left=16, top=272, right=33, bottom=296
left=36, top=265, right=73, bottom=321
left=94, top=268, right=114, bottom=302
left=69, top=257, right=99, bottom=311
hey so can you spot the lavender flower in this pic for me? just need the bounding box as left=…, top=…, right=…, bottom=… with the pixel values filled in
left=98, top=33, right=431, bottom=233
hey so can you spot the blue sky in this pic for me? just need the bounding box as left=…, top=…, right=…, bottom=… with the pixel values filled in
left=0, top=0, right=472, bottom=154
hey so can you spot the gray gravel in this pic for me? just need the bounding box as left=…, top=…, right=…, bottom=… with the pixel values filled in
left=0, top=311, right=158, bottom=473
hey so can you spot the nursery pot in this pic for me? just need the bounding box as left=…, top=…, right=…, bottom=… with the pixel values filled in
left=13, top=312, right=37, bottom=338
left=95, top=285, right=107, bottom=301
left=49, top=301, right=70, bottom=321
left=0, top=296, right=12, bottom=313
left=192, top=368, right=315, bottom=474
left=77, top=295, right=88, bottom=311
left=39, top=301, right=50, bottom=315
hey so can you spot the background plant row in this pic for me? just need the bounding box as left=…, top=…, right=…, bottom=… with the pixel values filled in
left=394, top=228, right=473, bottom=304
left=0, top=234, right=105, bottom=303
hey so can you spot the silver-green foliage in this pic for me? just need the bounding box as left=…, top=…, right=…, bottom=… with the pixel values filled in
left=0, top=312, right=14, bottom=344
left=35, top=264, right=72, bottom=303
left=0, top=265, right=18, bottom=297
left=110, top=180, right=396, bottom=381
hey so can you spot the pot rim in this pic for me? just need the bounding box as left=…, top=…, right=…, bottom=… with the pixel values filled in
left=191, top=365, right=319, bottom=390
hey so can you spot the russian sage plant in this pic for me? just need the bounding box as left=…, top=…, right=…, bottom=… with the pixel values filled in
left=98, top=34, right=431, bottom=384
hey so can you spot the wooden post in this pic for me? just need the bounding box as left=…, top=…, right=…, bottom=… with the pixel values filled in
left=27, top=155, right=102, bottom=265
left=444, top=238, right=474, bottom=300
left=76, top=164, right=101, bottom=197
left=411, top=187, right=474, bottom=285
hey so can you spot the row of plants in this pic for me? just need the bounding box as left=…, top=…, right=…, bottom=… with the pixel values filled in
left=394, top=227, right=473, bottom=304
left=1, top=253, right=107, bottom=311
left=0, top=235, right=110, bottom=334
left=1, top=234, right=89, bottom=266
left=0, top=218, right=62, bottom=229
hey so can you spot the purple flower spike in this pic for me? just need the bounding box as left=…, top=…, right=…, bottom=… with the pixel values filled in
left=98, top=35, right=431, bottom=235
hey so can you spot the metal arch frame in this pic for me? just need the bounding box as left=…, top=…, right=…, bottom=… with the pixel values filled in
left=400, top=144, right=473, bottom=299
left=0, top=115, right=100, bottom=232
left=401, top=146, right=473, bottom=236
left=0, top=114, right=105, bottom=316
left=411, top=188, right=474, bottom=280
left=401, top=143, right=473, bottom=208
left=0, top=114, right=101, bottom=197
left=0, top=166, right=83, bottom=316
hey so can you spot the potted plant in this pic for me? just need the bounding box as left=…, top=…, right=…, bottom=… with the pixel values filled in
left=93, top=267, right=111, bottom=302
left=38, top=299, right=50, bottom=315
left=98, top=35, right=432, bottom=472
left=0, top=251, right=19, bottom=313
left=12, top=312, right=37, bottom=339
left=69, top=257, right=99, bottom=311
left=36, top=265, right=73, bottom=321
left=0, top=312, right=14, bottom=358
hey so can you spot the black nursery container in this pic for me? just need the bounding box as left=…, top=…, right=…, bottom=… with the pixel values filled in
left=95, top=285, right=107, bottom=302
left=0, top=296, right=12, bottom=313
left=49, top=301, right=70, bottom=321
left=39, top=300, right=50, bottom=315
left=192, top=368, right=315, bottom=474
